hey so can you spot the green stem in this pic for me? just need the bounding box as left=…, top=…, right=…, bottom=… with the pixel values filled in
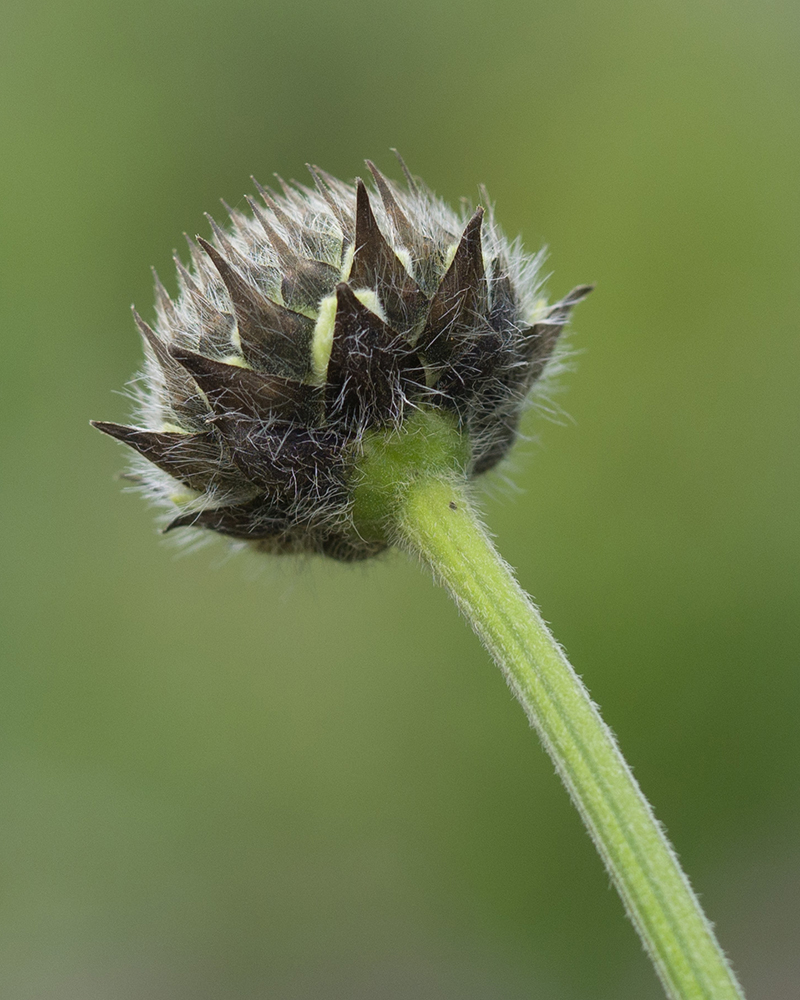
left=353, top=412, right=744, bottom=1000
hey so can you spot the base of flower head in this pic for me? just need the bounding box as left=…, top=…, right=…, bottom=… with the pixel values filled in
left=350, top=408, right=471, bottom=548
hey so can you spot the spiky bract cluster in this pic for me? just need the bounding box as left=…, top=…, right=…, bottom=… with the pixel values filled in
left=93, top=157, right=591, bottom=560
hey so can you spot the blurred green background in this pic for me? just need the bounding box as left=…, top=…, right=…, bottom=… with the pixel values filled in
left=2, top=0, right=798, bottom=996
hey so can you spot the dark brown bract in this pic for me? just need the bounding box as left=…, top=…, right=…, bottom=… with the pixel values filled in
left=93, top=156, right=591, bottom=560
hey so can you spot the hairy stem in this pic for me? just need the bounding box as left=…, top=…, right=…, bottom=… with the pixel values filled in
left=353, top=411, right=744, bottom=1000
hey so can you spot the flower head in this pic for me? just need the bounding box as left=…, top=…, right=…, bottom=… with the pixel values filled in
left=93, top=155, right=591, bottom=560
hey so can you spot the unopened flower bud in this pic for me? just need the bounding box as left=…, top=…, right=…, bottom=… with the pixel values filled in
left=93, top=155, right=591, bottom=560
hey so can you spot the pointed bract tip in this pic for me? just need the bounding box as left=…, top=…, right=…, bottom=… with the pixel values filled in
left=131, top=306, right=156, bottom=340
left=91, top=420, right=136, bottom=441
left=389, top=149, right=418, bottom=191
left=196, top=235, right=223, bottom=264
left=564, top=283, right=595, bottom=304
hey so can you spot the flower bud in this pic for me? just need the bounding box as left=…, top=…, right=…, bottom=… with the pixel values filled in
left=93, top=156, right=591, bottom=560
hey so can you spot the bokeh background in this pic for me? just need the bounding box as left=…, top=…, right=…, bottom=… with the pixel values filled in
left=2, top=0, right=798, bottom=997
